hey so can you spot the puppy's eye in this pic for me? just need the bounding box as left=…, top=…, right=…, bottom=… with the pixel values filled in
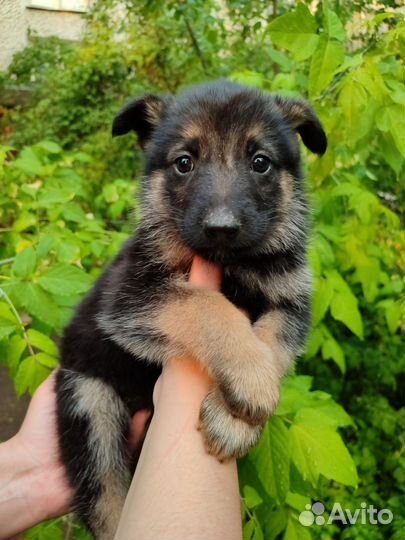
left=251, top=155, right=271, bottom=174
left=175, top=156, right=194, bottom=174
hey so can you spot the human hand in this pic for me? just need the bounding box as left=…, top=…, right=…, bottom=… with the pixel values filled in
left=0, top=372, right=150, bottom=538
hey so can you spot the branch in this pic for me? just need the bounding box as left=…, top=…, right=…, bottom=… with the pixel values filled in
left=184, top=17, right=208, bottom=73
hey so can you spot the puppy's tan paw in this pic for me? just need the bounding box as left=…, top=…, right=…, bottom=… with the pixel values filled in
left=198, top=389, right=264, bottom=461
left=217, top=343, right=281, bottom=425
left=219, top=376, right=280, bottom=426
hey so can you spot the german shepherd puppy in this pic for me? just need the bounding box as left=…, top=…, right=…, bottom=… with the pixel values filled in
left=56, top=80, right=327, bottom=539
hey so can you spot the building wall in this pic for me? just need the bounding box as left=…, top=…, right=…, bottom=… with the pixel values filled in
left=0, top=0, right=86, bottom=70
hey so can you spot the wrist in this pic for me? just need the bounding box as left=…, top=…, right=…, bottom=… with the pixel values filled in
left=31, top=461, right=72, bottom=520
left=154, top=357, right=213, bottom=411
left=0, top=435, right=71, bottom=539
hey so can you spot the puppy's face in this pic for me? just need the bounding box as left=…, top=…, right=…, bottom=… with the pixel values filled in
left=113, top=82, right=327, bottom=262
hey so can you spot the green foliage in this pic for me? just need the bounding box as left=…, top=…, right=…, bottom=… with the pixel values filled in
left=0, top=1, right=404, bottom=539
left=2, top=36, right=74, bottom=87
left=0, top=141, right=134, bottom=397
left=240, top=376, right=358, bottom=540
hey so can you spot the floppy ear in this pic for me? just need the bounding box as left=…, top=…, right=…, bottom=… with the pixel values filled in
left=274, top=96, right=327, bottom=155
left=112, top=94, right=169, bottom=149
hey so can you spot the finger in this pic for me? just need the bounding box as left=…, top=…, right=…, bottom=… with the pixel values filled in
left=128, top=409, right=152, bottom=451
left=189, top=255, right=222, bottom=291
left=189, top=256, right=249, bottom=320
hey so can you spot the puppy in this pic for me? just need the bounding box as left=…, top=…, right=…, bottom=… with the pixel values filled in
left=56, top=80, right=327, bottom=539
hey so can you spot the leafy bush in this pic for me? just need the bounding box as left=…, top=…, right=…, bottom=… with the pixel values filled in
left=2, top=36, right=74, bottom=87
left=0, top=2, right=404, bottom=539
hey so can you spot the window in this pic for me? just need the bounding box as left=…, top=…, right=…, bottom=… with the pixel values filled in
left=26, top=0, right=89, bottom=13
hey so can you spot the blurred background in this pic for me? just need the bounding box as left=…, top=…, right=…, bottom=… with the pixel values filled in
left=0, top=1, right=404, bottom=539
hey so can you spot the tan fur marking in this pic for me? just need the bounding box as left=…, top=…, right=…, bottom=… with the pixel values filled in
left=275, top=99, right=308, bottom=129
left=145, top=99, right=164, bottom=126
left=287, top=103, right=308, bottom=128
left=244, top=264, right=312, bottom=306
left=156, top=286, right=252, bottom=370
left=199, top=389, right=264, bottom=461
left=66, top=375, right=129, bottom=540
left=246, top=125, right=265, bottom=141
left=72, top=377, right=129, bottom=474
left=180, top=121, right=203, bottom=140
left=279, top=171, right=295, bottom=213
left=254, top=311, right=293, bottom=377
left=144, top=171, right=194, bottom=270
left=93, top=473, right=127, bottom=540
left=157, top=285, right=281, bottom=424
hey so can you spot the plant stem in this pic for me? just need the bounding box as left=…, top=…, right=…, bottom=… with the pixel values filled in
left=0, top=287, right=35, bottom=356
left=184, top=16, right=208, bottom=73
left=0, top=257, right=15, bottom=266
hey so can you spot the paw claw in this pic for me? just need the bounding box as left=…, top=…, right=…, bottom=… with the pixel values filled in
left=198, top=390, right=264, bottom=461
left=218, top=375, right=280, bottom=426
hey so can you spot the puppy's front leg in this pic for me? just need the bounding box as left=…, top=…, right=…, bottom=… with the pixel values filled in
left=253, top=305, right=310, bottom=378
left=157, top=283, right=280, bottom=457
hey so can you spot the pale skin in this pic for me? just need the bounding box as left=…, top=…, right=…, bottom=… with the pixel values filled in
left=0, top=256, right=243, bottom=540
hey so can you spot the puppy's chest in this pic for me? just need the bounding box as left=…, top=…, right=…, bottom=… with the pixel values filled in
left=222, top=267, right=270, bottom=323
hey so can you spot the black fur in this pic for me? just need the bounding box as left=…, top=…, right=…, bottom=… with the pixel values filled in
left=56, top=80, right=326, bottom=538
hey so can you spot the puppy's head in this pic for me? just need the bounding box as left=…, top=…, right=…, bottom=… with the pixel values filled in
left=113, top=81, right=327, bottom=262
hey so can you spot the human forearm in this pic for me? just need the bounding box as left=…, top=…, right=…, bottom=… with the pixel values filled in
left=114, top=357, right=242, bottom=540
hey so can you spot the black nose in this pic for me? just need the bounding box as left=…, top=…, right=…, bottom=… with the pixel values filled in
left=203, top=207, right=241, bottom=242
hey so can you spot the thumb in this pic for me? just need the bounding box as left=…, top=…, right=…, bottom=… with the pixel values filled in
left=189, top=255, right=222, bottom=291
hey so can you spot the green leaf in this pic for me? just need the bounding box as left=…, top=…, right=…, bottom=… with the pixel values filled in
left=248, top=416, right=290, bottom=503
left=24, top=518, right=64, bottom=540
left=385, top=300, right=402, bottom=334
left=267, top=3, right=319, bottom=61
left=13, top=147, right=43, bottom=176
left=243, top=518, right=264, bottom=540
left=295, top=406, right=352, bottom=429
left=1, top=334, right=27, bottom=375
left=13, top=212, right=37, bottom=232
left=304, top=327, right=323, bottom=359
left=14, top=356, right=50, bottom=396
left=230, top=70, right=266, bottom=88
left=380, top=133, right=404, bottom=174
left=308, top=35, right=345, bottom=97
left=243, top=485, right=263, bottom=509
left=330, top=290, right=363, bottom=339
left=313, top=234, right=335, bottom=268
left=34, top=352, right=59, bottom=369
left=14, top=283, right=61, bottom=327
left=0, top=300, right=20, bottom=339
left=321, top=337, right=346, bottom=373
left=387, top=105, right=405, bottom=158
left=284, top=513, right=312, bottom=540
left=38, top=188, right=74, bottom=207
left=37, top=235, right=54, bottom=259
left=0, top=318, right=17, bottom=340
left=62, top=202, right=87, bottom=223
left=56, top=240, right=81, bottom=264
left=338, top=74, right=368, bottom=132
left=0, top=300, right=18, bottom=323
left=312, top=277, right=334, bottom=326
left=39, top=264, right=93, bottom=296
left=353, top=256, right=381, bottom=303
left=26, top=328, right=59, bottom=356
left=35, top=140, right=63, bottom=154
left=322, top=3, right=346, bottom=41
left=285, top=492, right=311, bottom=512
left=290, top=421, right=358, bottom=487
left=12, top=247, right=37, bottom=278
